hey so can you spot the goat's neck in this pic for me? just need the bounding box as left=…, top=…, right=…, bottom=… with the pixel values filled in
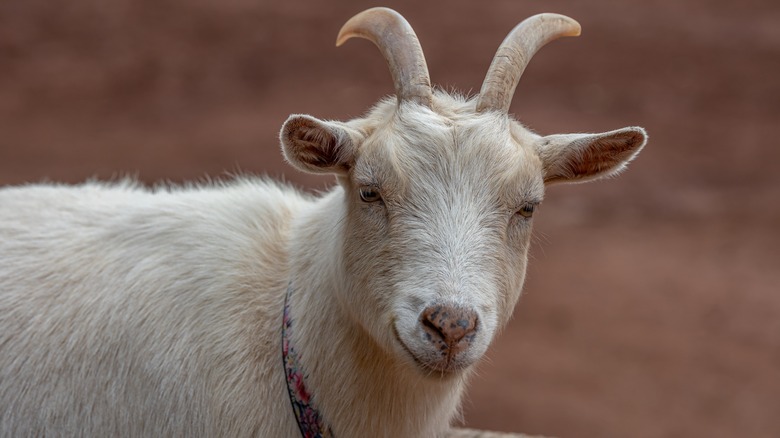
left=286, top=187, right=469, bottom=437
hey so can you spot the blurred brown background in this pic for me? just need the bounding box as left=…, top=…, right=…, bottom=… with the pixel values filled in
left=1, top=0, right=778, bottom=437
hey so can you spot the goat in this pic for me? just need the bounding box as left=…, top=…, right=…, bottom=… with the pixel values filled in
left=0, top=7, right=646, bottom=437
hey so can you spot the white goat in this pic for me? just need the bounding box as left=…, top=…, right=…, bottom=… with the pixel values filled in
left=0, top=8, right=646, bottom=438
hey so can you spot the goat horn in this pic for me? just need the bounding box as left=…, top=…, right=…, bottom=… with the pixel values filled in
left=337, top=7, right=433, bottom=107
left=476, top=13, right=581, bottom=114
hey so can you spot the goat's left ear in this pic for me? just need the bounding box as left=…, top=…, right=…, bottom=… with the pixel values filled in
left=535, top=127, right=647, bottom=184
left=280, top=114, right=362, bottom=174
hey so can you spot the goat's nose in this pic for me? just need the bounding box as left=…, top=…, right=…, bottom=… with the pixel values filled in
left=420, top=305, right=478, bottom=354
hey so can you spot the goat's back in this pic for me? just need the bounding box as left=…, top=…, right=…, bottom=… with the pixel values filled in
left=0, top=179, right=304, bottom=436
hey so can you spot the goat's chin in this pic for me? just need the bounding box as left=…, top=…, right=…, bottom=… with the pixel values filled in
left=415, top=357, right=474, bottom=378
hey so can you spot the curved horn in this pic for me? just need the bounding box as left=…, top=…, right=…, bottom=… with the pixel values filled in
left=337, top=7, right=433, bottom=107
left=476, top=13, right=581, bottom=113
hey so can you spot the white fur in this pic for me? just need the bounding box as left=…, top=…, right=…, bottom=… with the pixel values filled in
left=0, top=92, right=645, bottom=437
left=0, top=180, right=305, bottom=436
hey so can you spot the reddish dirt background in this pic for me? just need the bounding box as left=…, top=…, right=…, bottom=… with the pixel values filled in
left=1, top=0, right=778, bottom=436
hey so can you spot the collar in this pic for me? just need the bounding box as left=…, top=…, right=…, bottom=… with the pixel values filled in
left=282, top=283, right=335, bottom=438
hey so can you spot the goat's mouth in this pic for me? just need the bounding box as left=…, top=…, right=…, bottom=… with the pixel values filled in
left=391, top=324, right=470, bottom=378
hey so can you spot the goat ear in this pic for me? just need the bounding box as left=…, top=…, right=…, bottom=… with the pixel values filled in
left=535, top=127, right=647, bottom=184
left=280, top=114, right=361, bottom=174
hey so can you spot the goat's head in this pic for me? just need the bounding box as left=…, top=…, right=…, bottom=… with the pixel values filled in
left=280, top=8, right=646, bottom=376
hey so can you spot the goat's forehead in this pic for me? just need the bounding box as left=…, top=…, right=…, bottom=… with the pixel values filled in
left=354, top=111, right=542, bottom=197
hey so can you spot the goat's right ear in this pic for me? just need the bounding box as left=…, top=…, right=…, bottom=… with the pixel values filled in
left=280, top=114, right=361, bottom=174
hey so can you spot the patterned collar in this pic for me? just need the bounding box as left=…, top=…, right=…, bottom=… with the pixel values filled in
left=282, top=284, right=335, bottom=438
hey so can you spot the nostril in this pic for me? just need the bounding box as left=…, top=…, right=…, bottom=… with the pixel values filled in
left=421, top=314, right=445, bottom=340
left=420, top=305, right=478, bottom=346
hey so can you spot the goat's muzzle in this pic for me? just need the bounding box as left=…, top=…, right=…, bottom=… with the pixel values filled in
left=416, top=304, right=478, bottom=372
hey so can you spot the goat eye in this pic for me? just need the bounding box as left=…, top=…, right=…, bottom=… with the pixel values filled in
left=517, top=204, right=535, bottom=218
left=359, top=187, right=382, bottom=203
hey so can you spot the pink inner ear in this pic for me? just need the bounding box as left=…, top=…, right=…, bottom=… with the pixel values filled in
left=295, top=125, right=339, bottom=166
left=284, top=117, right=343, bottom=170
left=581, top=132, right=640, bottom=170
left=602, top=130, right=645, bottom=156
left=580, top=130, right=644, bottom=177
left=544, top=128, right=646, bottom=184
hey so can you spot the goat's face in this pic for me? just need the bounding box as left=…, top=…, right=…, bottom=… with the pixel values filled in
left=340, top=104, right=542, bottom=374
left=280, top=8, right=646, bottom=376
